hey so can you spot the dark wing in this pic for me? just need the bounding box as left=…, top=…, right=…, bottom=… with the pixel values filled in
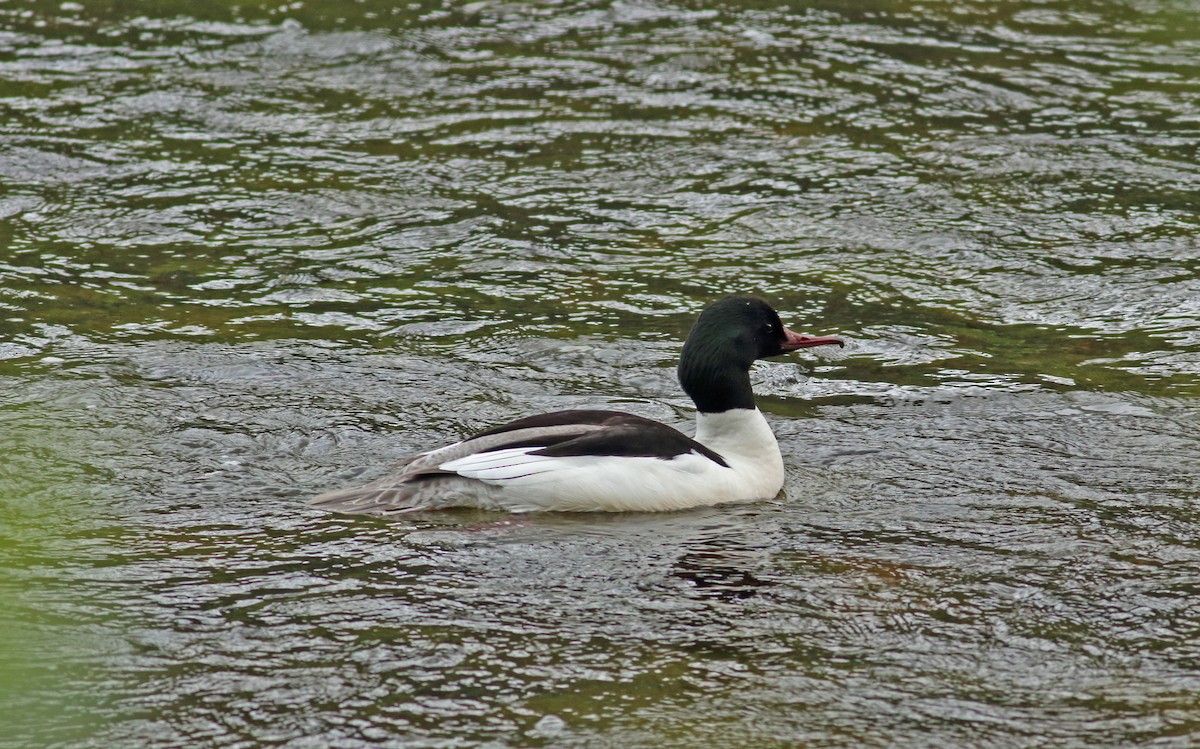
left=391, top=410, right=641, bottom=472
left=530, top=413, right=728, bottom=467
left=469, top=409, right=645, bottom=439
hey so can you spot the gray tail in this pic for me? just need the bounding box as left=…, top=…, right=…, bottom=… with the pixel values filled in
left=309, top=470, right=479, bottom=515
left=309, top=483, right=425, bottom=515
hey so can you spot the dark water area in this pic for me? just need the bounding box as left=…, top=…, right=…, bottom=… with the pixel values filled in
left=1, top=0, right=1199, bottom=746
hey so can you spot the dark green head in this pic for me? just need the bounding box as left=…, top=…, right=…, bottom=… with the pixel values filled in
left=677, top=296, right=842, bottom=413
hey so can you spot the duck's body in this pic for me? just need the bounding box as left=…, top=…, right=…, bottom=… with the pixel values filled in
left=311, top=296, right=842, bottom=515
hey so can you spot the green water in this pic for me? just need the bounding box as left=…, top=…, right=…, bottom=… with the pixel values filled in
left=2, top=0, right=1199, bottom=746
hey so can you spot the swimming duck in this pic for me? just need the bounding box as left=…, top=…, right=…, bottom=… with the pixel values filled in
left=310, top=295, right=842, bottom=514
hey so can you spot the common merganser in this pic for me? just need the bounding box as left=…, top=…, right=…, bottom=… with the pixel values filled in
left=310, top=295, right=843, bottom=514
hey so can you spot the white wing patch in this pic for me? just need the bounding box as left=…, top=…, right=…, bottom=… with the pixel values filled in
left=439, top=447, right=566, bottom=483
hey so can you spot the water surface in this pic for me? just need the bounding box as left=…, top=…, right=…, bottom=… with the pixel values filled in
left=2, top=0, right=1199, bottom=746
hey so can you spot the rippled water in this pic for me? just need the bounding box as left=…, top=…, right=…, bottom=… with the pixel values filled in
left=2, top=0, right=1199, bottom=746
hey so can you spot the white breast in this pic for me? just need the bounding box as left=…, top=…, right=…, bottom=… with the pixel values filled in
left=693, top=408, right=786, bottom=499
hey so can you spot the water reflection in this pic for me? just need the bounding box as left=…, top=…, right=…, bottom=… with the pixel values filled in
left=672, top=536, right=773, bottom=602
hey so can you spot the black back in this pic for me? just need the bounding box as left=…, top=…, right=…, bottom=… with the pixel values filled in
left=470, top=409, right=728, bottom=466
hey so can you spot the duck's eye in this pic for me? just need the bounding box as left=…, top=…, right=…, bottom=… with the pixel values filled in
left=763, top=323, right=774, bottom=334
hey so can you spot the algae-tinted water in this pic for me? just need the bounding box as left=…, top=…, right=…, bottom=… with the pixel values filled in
left=2, top=1, right=1199, bottom=746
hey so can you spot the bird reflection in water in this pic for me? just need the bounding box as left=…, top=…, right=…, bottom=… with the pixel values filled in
left=671, top=533, right=774, bottom=602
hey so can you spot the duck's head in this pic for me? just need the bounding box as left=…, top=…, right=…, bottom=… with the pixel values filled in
left=678, top=295, right=843, bottom=413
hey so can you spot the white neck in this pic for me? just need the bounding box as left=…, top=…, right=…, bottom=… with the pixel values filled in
left=693, top=408, right=785, bottom=498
